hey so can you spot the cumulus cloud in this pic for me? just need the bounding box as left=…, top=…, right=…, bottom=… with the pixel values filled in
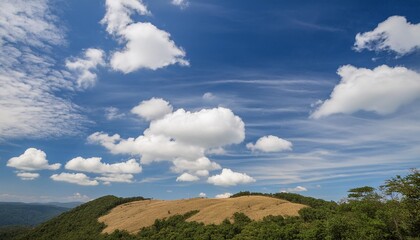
left=176, top=173, right=199, bottom=182
left=131, top=98, right=173, bottom=121
left=50, top=172, right=99, bottom=186
left=171, top=0, right=189, bottom=9
left=207, top=168, right=256, bottom=187
left=0, top=0, right=86, bottom=139
left=65, top=157, right=142, bottom=174
left=311, top=65, right=420, bottom=118
left=17, top=172, right=40, bottom=180
left=281, top=186, right=308, bottom=193
left=105, top=107, right=125, bottom=120
left=246, top=135, right=293, bottom=152
left=148, top=107, right=245, bottom=148
left=215, top=192, right=232, bottom=199
left=89, top=101, right=246, bottom=184
left=7, top=148, right=61, bottom=171
left=354, top=16, right=420, bottom=55
left=102, top=0, right=188, bottom=73
left=65, top=48, right=105, bottom=89
left=199, top=192, right=206, bottom=197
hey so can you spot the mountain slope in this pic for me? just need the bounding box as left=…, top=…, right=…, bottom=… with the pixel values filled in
left=99, top=195, right=307, bottom=234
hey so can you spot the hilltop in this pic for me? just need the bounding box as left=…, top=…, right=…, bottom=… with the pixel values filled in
left=99, top=195, right=306, bottom=233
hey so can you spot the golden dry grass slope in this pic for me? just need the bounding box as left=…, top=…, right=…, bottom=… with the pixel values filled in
left=99, top=195, right=307, bottom=234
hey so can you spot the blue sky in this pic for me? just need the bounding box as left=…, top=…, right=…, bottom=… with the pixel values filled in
left=1, top=0, right=420, bottom=203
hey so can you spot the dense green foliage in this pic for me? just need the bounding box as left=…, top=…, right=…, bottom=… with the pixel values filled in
left=7, top=169, right=419, bottom=240
left=15, top=195, right=147, bottom=240
left=0, top=226, right=31, bottom=240
left=0, top=203, right=69, bottom=227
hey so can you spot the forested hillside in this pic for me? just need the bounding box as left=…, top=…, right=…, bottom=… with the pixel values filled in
left=3, top=169, right=418, bottom=240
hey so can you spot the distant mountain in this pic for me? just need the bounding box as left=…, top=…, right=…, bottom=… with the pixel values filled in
left=0, top=202, right=70, bottom=227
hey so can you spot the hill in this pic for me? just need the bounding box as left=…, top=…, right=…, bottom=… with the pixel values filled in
left=0, top=202, right=70, bottom=227
left=99, top=195, right=307, bottom=233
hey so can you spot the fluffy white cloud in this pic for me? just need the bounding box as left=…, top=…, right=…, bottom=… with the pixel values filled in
left=131, top=98, right=173, bottom=121
left=7, top=148, right=61, bottom=171
left=281, top=186, right=308, bottom=193
left=176, top=173, right=199, bottom=182
left=148, top=107, right=245, bottom=148
left=65, top=157, right=142, bottom=174
left=215, top=192, right=232, bottom=199
left=95, top=173, right=134, bottom=183
left=16, top=172, right=40, bottom=180
left=89, top=101, right=246, bottom=184
left=199, top=192, right=206, bottom=197
left=171, top=157, right=221, bottom=176
left=0, top=0, right=86, bottom=139
left=311, top=65, right=420, bottom=118
left=65, top=48, right=105, bottom=89
left=207, top=168, right=256, bottom=187
left=246, top=135, right=293, bottom=152
left=101, top=0, right=150, bottom=35
left=354, top=16, right=420, bottom=55
left=101, top=0, right=188, bottom=73
left=110, top=22, right=189, bottom=73
left=50, top=172, right=99, bottom=186
left=105, top=107, right=125, bottom=120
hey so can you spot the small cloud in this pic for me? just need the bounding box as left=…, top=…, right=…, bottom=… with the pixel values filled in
left=199, top=192, right=206, bottom=198
left=215, top=192, right=232, bottom=199
left=131, top=98, right=173, bottom=121
left=207, top=168, right=255, bottom=186
left=281, top=186, right=308, bottom=193
left=247, top=135, right=293, bottom=153
left=50, top=172, right=99, bottom=186
left=202, top=92, right=216, bottom=101
left=17, top=172, right=40, bottom=180
left=105, top=107, right=125, bottom=120
left=171, top=0, right=189, bottom=9
left=176, top=172, right=199, bottom=182
left=65, top=48, right=105, bottom=89
left=7, top=148, right=61, bottom=171
left=354, top=16, right=420, bottom=56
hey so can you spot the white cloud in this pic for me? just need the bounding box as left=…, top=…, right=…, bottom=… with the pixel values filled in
left=110, top=22, right=189, bottom=73
left=207, top=168, right=256, bottom=187
left=95, top=173, right=134, bottom=183
left=7, top=148, right=61, bottom=171
left=171, top=0, right=189, bottom=9
left=16, top=172, right=40, bottom=180
left=50, top=172, right=99, bottom=186
left=215, top=192, right=232, bottom=199
left=0, top=0, right=86, bottom=139
left=101, top=0, right=150, bottom=35
left=105, top=107, right=125, bottom=120
left=246, top=135, right=293, bottom=152
left=131, top=98, right=173, bottom=121
left=311, top=65, right=420, bottom=118
left=65, top=48, right=105, bottom=89
left=199, top=192, right=206, bottom=197
left=148, top=107, right=245, bottom=148
left=354, top=16, right=420, bottom=55
left=176, top=173, right=199, bottom=182
left=89, top=102, right=246, bottom=184
left=202, top=92, right=215, bottom=101
left=65, top=157, right=142, bottom=174
left=101, top=0, right=188, bottom=73
left=171, top=157, right=221, bottom=176
left=281, top=186, right=308, bottom=193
